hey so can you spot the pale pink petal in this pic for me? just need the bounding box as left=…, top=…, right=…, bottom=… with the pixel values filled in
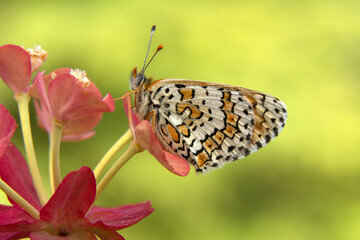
left=134, top=121, right=190, bottom=176
left=34, top=100, right=99, bottom=142
left=164, top=152, right=191, bottom=176
left=62, top=114, right=102, bottom=137
left=48, top=74, right=114, bottom=122
left=0, top=144, right=42, bottom=211
left=34, top=100, right=52, bottom=133
left=28, top=68, right=71, bottom=98
left=86, top=201, right=154, bottom=230
left=0, top=45, right=31, bottom=93
left=33, top=72, right=51, bottom=113
left=122, top=93, right=190, bottom=176
left=122, top=93, right=140, bottom=133
left=61, top=131, right=96, bottom=142
left=0, top=104, right=17, bottom=157
left=102, top=93, right=115, bottom=112
left=40, top=167, right=96, bottom=233
left=42, top=68, right=71, bottom=88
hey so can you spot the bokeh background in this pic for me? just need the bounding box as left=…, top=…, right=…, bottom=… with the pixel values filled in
left=1, top=0, right=359, bottom=239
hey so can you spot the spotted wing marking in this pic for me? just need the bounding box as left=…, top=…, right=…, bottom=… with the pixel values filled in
left=145, top=80, right=287, bottom=172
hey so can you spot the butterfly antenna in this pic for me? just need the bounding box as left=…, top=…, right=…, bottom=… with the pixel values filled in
left=140, top=25, right=156, bottom=75
left=144, top=44, right=163, bottom=72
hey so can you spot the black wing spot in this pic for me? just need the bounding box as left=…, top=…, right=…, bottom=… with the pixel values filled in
left=279, top=117, right=285, bottom=123
left=256, top=141, right=262, bottom=149
left=216, top=155, right=223, bottom=160
left=175, top=84, right=186, bottom=88
left=273, top=127, right=279, bottom=136
left=228, top=146, right=235, bottom=152
left=158, top=95, right=165, bottom=103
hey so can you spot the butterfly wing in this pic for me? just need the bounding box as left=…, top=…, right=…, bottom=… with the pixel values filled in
left=143, top=79, right=287, bottom=172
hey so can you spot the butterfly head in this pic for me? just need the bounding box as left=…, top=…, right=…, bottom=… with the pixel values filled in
left=129, top=66, right=148, bottom=90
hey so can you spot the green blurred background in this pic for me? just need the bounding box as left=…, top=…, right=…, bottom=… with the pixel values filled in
left=1, top=0, right=359, bottom=239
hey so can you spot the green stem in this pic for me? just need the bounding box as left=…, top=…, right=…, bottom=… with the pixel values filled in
left=93, top=129, right=133, bottom=180
left=0, top=179, right=39, bottom=219
left=14, top=93, right=48, bottom=206
left=49, top=120, right=64, bottom=193
left=95, top=141, right=141, bottom=201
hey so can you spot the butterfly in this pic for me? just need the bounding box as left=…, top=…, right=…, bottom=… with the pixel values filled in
left=129, top=25, right=287, bottom=172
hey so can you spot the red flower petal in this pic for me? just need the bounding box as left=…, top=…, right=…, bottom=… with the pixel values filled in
left=0, top=144, right=42, bottom=211
left=40, top=167, right=96, bottom=233
left=0, top=45, right=31, bottom=93
left=86, top=201, right=154, bottom=230
left=0, top=104, right=17, bottom=157
left=0, top=205, right=34, bottom=225
left=0, top=206, right=46, bottom=238
left=0, top=232, right=25, bottom=239
left=88, top=228, right=125, bottom=240
left=30, top=230, right=98, bottom=240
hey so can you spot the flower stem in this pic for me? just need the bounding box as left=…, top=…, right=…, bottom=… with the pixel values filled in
left=95, top=141, right=141, bottom=200
left=49, top=120, right=64, bottom=193
left=93, top=129, right=133, bottom=180
left=0, top=175, right=40, bottom=219
left=14, top=93, right=48, bottom=206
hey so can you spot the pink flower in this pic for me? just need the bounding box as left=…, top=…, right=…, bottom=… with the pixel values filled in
left=31, top=68, right=115, bottom=141
left=123, top=94, right=190, bottom=176
left=0, top=104, right=153, bottom=239
left=0, top=44, right=47, bottom=94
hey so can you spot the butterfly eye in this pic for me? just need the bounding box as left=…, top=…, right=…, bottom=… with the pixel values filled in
left=136, top=73, right=146, bottom=87
left=129, top=67, right=144, bottom=90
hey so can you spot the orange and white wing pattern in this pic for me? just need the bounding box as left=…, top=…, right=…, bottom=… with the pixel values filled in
left=140, top=79, right=287, bottom=172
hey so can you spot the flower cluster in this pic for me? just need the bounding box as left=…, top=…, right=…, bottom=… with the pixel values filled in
left=0, top=44, right=189, bottom=239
